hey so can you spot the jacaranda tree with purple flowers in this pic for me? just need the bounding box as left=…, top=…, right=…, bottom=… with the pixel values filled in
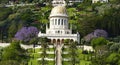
left=94, top=29, right=108, bottom=38
left=84, top=29, right=108, bottom=43
left=15, top=26, right=39, bottom=44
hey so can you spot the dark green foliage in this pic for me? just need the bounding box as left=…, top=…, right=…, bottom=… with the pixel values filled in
left=91, top=37, right=107, bottom=47
left=76, top=3, right=120, bottom=37
left=8, top=21, right=18, bottom=40
left=0, top=7, right=12, bottom=21
left=68, top=41, right=80, bottom=65
left=0, top=7, right=12, bottom=38
left=106, top=53, right=120, bottom=65
left=82, top=50, right=89, bottom=54
left=0, top=60, right=20, bottom=65
left=110, top=43, right=120, bottom=53
left=91, top=37, right=109, bottom=65
left=2, top=40, right=26, bottom=61
left=39, top=37, right=49, bottom=65
left=0, top=0, right=9, bottom=4
left=19, top=8, right=35, bottom=24
left=79, top=17, right=97, bottom=37
left=83, top=0, right=92, bottom=5
left=110, top=0, right=120, bottom=4
left=109, top=36, right=120, bottom=43
left=0, top=47, right=3, bottom=60
left=97, top=7, right=120, bottom=37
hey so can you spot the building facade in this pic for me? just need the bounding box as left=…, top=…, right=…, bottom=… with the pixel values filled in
left=38, top=4, right=80, bottom=44
left=52, top=0, right=66, bottom=6
left=92, top=0, right=108, bottom=3
left=52, top=0, right=83, bottom=6
left=69, top=0, right=83, bottom=3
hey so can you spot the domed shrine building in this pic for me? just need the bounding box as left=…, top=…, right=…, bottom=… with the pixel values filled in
left=38, top=0, right=80, bottom=44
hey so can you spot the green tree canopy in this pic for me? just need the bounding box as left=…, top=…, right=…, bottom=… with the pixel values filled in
left=2, top=40, right=25, bottom=61
left=91, top=37, right=108, bottom=48
left=106, top=53, right=120, bottom=65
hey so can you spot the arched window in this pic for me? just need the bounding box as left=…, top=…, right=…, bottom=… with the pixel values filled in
left=67, top=31, right=69, bottom=34
left=58, top=19, right=60, bottom=25
left=61, top=19, right=63, bottom=25
left=58, top=31, right=60, bottom=33
left=55, top=19, right=57, bottom=25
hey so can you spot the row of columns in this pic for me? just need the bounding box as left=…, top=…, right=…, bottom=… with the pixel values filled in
left=50, top=18, right=67, bottom=26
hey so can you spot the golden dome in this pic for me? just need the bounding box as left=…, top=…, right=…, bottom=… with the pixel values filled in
left=50, top=6, right=68, bottom=17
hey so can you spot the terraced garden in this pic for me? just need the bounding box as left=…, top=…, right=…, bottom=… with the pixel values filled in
left=28, top=46, right=55, bottom=65
left=28, top=45, right=92, bottom=65
left=62, top=46, right=92, bottom=65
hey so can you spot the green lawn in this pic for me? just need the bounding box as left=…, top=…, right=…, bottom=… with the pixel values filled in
left=48, top=48, right=55, bottom=51
left=31, top=53, right=40, bottom=59
left=62, top=61, right=71, bottom=65
left=80, top=60, right=91, bottom=65
left=62, top=54, right=70, bottom=58
left=28, top=59, right=39, bottom=65
left=35, top=48, right=41, bottom=53
left=47, top=54, right=55, bottom=58
left=47, top=61, right=55, bottom=65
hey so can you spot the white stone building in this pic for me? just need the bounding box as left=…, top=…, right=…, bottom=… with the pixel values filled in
left=52, top=0, right=66, bottom=7
left=92, top=0, right=108, bottom=3
left=69, top=0, right=83, bottom=3
left=52, top=0, right=83, bottom=6
left=38, top=5, right=80, bottom=44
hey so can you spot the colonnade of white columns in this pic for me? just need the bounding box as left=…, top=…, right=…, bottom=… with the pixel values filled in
left=50, top=18, right=68, bottom=29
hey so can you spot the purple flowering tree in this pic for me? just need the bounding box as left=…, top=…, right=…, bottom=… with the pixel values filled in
left=84, top=29, right=108, bottom=42
left=15, top=26, right=39, bottom=44
left=94, top=29, right=108, bottom=38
